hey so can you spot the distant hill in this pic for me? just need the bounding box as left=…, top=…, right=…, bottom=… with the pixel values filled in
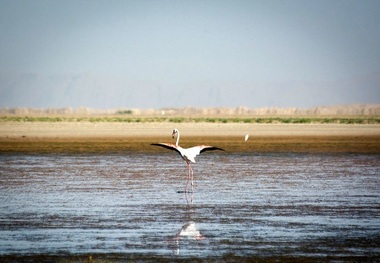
left=1, top=72, right=380, bottom=109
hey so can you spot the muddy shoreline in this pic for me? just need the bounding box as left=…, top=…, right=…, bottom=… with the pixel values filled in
left=0, top=135, right=379, bottom=153
left=1, top=122, right=379, bottom=153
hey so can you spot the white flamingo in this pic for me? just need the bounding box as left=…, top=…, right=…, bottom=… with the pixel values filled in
left=152, top=128, right=224, bottom=193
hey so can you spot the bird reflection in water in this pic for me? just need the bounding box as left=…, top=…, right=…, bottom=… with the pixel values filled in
left=185, top=190, right=193, bottom=205
left=170, top=221, right=205, bottom=255
left=168, top=194, right=206, bottom=255
left=176, top=221, right=205, bottom=241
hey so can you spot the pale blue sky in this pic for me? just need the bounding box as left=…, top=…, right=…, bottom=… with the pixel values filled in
left=0, top=0, right=379, bottom=109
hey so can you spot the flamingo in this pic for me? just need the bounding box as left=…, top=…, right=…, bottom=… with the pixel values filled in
left=151, top=128, right=224, bottom=193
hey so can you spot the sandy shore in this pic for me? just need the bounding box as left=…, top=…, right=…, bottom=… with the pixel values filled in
left=0, top=122, right=379, bottom=153
left=1, top=122, right=380, bottom=137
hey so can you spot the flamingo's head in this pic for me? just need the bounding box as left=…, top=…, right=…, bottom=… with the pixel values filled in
left=172, top=128, right=178, bottom=138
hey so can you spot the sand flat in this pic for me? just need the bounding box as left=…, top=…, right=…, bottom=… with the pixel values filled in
left=1, top=122, right=380, bottom=137
left=0, top=122, right=379, bottom=153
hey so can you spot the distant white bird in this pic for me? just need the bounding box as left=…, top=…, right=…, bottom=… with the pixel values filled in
left=245, top=134, right=249, bottom=142
left=152, top=128, right=224, bottom=193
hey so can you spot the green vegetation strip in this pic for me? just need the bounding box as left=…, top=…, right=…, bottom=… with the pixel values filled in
left=0, top=116, right=379, bottom=124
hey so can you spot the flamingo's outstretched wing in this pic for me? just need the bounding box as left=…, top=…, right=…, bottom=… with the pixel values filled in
left=151, top=143, right=182, bottom=156
left=199, top=145, right=225, bottom=154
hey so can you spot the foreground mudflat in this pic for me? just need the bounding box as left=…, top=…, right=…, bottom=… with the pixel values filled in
left=0, top=153, right=379, bottom=262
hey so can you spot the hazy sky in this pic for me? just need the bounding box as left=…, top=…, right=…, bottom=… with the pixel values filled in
left=0, top=0, right=379, bottom=109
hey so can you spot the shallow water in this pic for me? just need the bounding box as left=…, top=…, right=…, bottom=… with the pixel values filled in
left=0, top=152, right=379, bottom=260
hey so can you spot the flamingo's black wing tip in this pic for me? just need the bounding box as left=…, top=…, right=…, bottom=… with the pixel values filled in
left=214, top=147, right=225, bottom=152
left=151, top=143, right=180, bottom=153
left=200, top=146, right=226, bottom=153
left=151, top=143, right=170, bottom=148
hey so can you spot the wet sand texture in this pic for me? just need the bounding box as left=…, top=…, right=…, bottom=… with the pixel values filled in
left=0, top=122, right=379, bottom=153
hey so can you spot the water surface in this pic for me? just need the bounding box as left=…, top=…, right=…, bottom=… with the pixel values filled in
left=0, top=152, right=379, bottom=261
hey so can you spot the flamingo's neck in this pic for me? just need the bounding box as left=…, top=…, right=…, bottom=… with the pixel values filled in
left=175, top=131, right=180, bottom=146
